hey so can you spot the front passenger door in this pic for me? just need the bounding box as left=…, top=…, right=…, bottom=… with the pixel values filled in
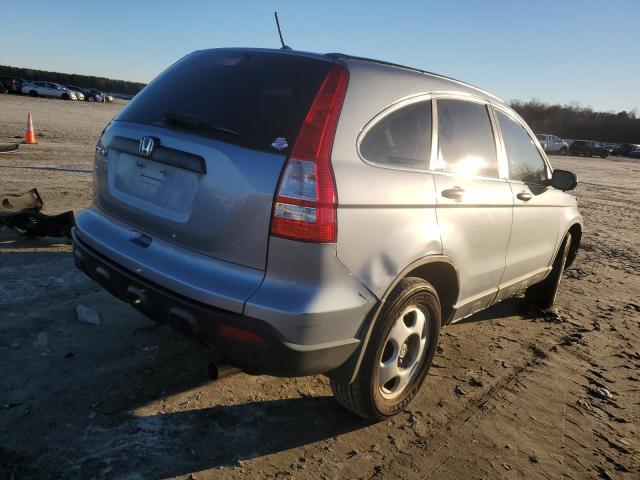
left=495, top=109, right=563, bottom=298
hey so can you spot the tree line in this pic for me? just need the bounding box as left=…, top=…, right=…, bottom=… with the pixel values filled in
left=0, top=65, right=146, bottom=96
left=510, top=100, right=640, bottom=144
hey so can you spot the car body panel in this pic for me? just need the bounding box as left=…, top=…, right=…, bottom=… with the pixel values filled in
left=434, top=174, right=513, bottom=316
left=74, top=206, right=264, bottom=313
left=245, top=237, right=377, bottom=345
left=332, top=60, right=507, bottom=302
left=95, top=121, right=287, bottom=270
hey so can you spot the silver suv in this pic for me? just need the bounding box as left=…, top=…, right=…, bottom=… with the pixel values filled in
left=536, top=134, right=569, bottom=155
left=73, top=49, right=582, bottom=420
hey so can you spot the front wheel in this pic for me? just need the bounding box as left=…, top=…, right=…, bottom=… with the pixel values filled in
left=330, top=277, right=441, bottom=421
left=525, top=233, right=572, bottom=309
left=61, top=93, right=70, bottom=100
left=29, top=90, right=38, bottom=97
left=560, top=147, right=568, bottom=155
left=88, top=96, right=95, bottom=102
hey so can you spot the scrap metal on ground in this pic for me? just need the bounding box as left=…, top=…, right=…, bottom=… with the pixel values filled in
left=0, top=142, right=19, bottom=153
left=0, top=188, right=74, bottom=237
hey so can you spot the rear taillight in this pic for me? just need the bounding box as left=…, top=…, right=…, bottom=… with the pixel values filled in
left=270, top=64, right=349, bottom=243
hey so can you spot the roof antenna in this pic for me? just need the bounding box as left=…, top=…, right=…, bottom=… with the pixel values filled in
left=274, top=12, right=291, bottom=50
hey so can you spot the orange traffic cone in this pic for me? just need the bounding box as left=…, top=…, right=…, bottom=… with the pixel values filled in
left=23, top=112, right=37, bottom=144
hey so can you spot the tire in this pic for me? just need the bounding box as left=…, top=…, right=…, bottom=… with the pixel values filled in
left=525, top=233, right=572, bottom=309
left=330, top=277, right=441, bottom=421
left=560, top=147, right=568, bottom=155
left=600, top=154, right=607, bottom=159
left=29, top=90, right=38, bottom=97
left=88, top=96, right=95, bottom=102
left=61, top=93, right=70, bottom=100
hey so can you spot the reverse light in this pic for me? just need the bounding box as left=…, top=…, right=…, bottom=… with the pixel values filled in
left=270, top=64, right=349, bottom=243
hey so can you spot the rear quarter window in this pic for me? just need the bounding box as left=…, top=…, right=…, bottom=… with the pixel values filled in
left=359, top=100, right=432, bottom=170
left=115, top=50, right=332, bottom=154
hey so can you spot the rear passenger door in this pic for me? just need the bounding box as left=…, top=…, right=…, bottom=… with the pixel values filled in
left=432, top=98, right=513, bottom=319
left=494, top=109, right=563, bottom=299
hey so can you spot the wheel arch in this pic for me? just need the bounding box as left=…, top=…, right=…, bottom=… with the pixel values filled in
left=328, top=255, right=460, bottom=384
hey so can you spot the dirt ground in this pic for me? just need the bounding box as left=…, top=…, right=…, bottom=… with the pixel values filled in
left=1, top=94, right=638, bottom=479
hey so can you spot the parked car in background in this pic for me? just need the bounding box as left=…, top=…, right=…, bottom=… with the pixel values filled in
left=629, top=146, right=640, bottom=158
left=73, top=48, right=582, bottom=420
left=68, top=85, right=98, bottom=102
left=86, top=88, right=105, bottom=102
left=22, top=81, right=77, bottom=100
left=0, top=77, right=28, bottom=94
left=536, top=134, right=569, bottom=154
left=67, top=85, right=103, bottom=102
left=88, top=89, right=113, bottom=103
left=612, top=143, right=635, bottom=156
left=65, top=85, right=85, bottom=101
left=603, top=144, right=617, bottom=153
left=569, top=140, right=608, bottom=158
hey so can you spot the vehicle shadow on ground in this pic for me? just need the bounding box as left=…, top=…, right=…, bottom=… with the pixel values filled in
left=0, top=230, right=370, bottom=478
left=95, top=396, right=369, bottom=477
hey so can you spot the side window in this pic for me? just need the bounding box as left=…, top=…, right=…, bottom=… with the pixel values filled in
left=434, top=99, right=498, bottom=178
left=360, top=100, right=431, bottom=169
left=496, top=111, right=548, bottom=184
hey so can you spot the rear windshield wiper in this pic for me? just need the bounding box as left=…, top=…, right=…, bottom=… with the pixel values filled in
left=161, top=112, right=240, bottom=137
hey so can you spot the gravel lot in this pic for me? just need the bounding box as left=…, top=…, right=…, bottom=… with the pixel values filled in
left=1, top=94, right=638, bottom=479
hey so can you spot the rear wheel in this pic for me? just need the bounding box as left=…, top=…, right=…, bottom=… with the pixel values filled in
left=560, top=147, right=568, bottom=155
left=61, top=93, right=70, bottom=100
left=525, top=233, right=572, bottom=309
left=88, top=96, right=95, bottom=102
left=29, top=90, right=38, bottom=97
left=330, top=277, right=441, bottom=421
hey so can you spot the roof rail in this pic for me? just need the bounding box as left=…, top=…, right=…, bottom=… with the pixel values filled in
left=325, top=52, right=501, bottom=102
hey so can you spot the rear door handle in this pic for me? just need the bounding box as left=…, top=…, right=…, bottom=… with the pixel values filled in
left=442, top=186, right=465, bottom=200
left=516, top=191, right=532, bottom=201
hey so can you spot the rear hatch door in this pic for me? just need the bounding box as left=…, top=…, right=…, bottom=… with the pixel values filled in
left=95, top=49, right=333, bottom=270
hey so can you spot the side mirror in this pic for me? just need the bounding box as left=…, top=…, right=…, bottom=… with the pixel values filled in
left=551, top=169, right=577, bottom=191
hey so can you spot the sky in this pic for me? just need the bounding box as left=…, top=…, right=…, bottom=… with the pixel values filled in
left=1, top=0, right=639, bottom=112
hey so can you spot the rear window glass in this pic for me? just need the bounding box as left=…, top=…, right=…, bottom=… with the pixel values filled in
left=360, top=100, right=432, bottom=169
left=115, top=50, right=332, bottom=153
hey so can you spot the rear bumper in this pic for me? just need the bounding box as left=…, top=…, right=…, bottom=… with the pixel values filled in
left=72, top=229, right=362, bottom=376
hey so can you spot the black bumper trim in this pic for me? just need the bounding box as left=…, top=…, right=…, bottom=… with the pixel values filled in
left=72, top=229, right=359, bottom=377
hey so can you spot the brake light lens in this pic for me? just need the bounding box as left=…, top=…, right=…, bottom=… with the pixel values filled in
left=270, top=64, right=349, bottom=243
